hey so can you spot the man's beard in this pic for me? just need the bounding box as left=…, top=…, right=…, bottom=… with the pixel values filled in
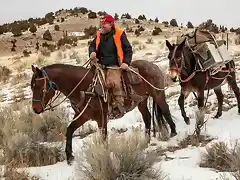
left=102, top=27, right=111, bottom=34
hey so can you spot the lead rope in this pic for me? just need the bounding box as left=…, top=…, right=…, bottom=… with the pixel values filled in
left=106, top=66, right=169, bottom=91
left=71, top=66, right=99, bottom=121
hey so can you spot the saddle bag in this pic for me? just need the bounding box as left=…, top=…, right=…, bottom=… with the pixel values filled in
left=127, top=67, right=142, bottom=85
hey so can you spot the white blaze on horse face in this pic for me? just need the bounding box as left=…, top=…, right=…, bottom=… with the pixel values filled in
left=169, top=69, right=178, bottom=79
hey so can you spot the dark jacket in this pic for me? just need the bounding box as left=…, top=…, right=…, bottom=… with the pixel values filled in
left=88, top=27, right=133, bottom=66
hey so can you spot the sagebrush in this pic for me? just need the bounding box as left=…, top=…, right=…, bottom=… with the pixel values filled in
left=0, top=103, right=67, bottom=167
left=76, top=131, right=167, bottom=180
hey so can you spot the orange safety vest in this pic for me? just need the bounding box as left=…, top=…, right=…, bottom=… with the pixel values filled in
left=95, top=27, right=124, bottom=66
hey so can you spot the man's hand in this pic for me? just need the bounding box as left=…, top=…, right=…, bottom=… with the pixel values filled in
left=120, top=63, right=129, bottom=70
left=90, top=52, right=96, bottom=59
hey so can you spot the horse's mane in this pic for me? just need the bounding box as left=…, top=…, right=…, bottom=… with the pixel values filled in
left=43, top=63, right=87, bottom=71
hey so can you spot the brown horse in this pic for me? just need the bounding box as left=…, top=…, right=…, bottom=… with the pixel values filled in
left=30, top=60, right=177, bottom=165
left=166, top=38, right=240, bottom=125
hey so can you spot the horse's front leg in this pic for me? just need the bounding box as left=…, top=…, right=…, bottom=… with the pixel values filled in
left=197, top=89, right=205, bottom=110
left=97, top=102, right=108, bottom=141
left=65, top=115, right=86, bottom=165
left=178, top=90, right=190, bottom=125
left=213, top=87, right=224, bottom=118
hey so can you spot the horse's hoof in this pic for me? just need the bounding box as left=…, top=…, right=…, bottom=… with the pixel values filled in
left=67, top=155, right=75, bottom=166
left=214, top=113, right=222, bottom=119
left=184, top=117, right=190, bottom=125
left=170, top=132, right=177, bottom=137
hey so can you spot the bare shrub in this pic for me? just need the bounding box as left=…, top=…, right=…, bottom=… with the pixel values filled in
left=132, top=40, right=140, bottom=45
left=146, top=37, right=153, bottom=44
left=43, top=30, right=52, bottom=41
left=2, top=167, right=41, bottom=179
left=54, top=24, right=60, bottom=31
left=23, top=49, right=31, bottom=57
left=134, top=29, right=141, bottom=36
left=0, top=66, right=12, bottom=82
left=84, top=26, right=97, bottom=38
left=11, top=25, right=22, bottom=37
left=40, top=47, right=51, bottom=57
left=235, top=35, right=240, bottom=45
left=126, top=26, right=133, bottom=33
left=199, top=19, right=219, bottom=33
left=170, top=19, right=178, bottom=27
left=194, top=108, right=206, bottom=137
left=138, top=15, right=147, bottom=20
left=200, top=142, right=234, bottom=171
left=1, top=133, right=64, bottom=167
left=162, top=21, right=169, bottom=27
left=29, top=24, right=37, bottom=34
left=97, top=11, right=107, bottom=16
left=152, top=27, right=162, bottom=36
left=114, top=13, right=119, bottom=20
left=88, top=12, right=97, bottom=19
left=0, top=105, right=67, bottom=143
left=121, top=13, right=131, bottom=19
left=135, top=19, right=140, bottom=24
left=187, top=21, right=194, bottom=28
left=178, top=134, right=214, bottom=149
left=0, top=105, right=67, bottom=167
left=76, top=131, right=167, bottom=180
left=11, top=72, right=28, bottom=85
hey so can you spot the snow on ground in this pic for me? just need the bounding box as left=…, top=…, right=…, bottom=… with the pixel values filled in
left=26, top=65, right=240, bottom=180
left=0, top=42, right=240, bottom=180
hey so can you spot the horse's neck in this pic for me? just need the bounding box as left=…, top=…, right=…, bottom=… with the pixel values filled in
left=181, top=47, right=196, bottom=77
left=44, top=67, right=92, bottom=97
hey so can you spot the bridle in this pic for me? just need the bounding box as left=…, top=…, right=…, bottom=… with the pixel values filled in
left=169, top=45, right=197, bottom=83
left=32, top=69, right=60, bottom=111
left=31, top=59, right=92, bottom=113
left=169, top=46, right=185, bottom=75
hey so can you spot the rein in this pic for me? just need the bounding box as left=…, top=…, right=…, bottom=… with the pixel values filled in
left=34, top=59, right=91, bottom=112
left=33, top=59, right=106, bottom=128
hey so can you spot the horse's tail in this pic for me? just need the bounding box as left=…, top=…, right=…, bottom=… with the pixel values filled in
left=152, top=99, right=165, bottom=137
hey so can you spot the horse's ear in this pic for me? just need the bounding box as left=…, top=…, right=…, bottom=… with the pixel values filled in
left=31, top=64, right=42, bottom=77
left=166, top=40, right=173, bottom=50
left=177, top=38, right=186, bottom=50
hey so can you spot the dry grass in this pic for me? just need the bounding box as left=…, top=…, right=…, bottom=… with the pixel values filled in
left=0, top=66, right=12, bottom=82
left=11, top=72, right=28, bottom=85
left=194, top=108, right=207, bottom=137
left=146, top=37, right=154, bottom=44
left=0, top=103, right=68, bottom=167
left=1, top=132, right=65, bottom=167
left=0, top=105, right=68, bottom=142
left=199, top=141, right=240, bottom=176
left=178, top=134, right=214, bottom=149
left=36, top=53, right=46, bottom=65
left=1, top=167, right=41, bottom=180
left=131, top=40, right=140, bottom=45
left=75, top=131, right=167, bottom=180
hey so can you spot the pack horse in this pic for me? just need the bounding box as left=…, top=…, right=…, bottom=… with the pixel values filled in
left=166, top=28, right=240, bottom=124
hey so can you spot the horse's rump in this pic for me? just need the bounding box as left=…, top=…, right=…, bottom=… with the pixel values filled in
left=130, top=60, right=165, bottom=88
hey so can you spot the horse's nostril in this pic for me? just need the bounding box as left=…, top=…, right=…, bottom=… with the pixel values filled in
left=171, top=77, right=177, bottom=82
left=33, top=107, right=40, bottom=114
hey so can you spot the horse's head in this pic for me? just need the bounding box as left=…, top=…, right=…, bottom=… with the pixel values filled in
left=31, top=64, right=56, bottom=114
left=166, top=38, right=186, bottom=81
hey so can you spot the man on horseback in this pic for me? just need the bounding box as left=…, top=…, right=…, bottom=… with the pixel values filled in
left=88, top=14, right=140, bottom=117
